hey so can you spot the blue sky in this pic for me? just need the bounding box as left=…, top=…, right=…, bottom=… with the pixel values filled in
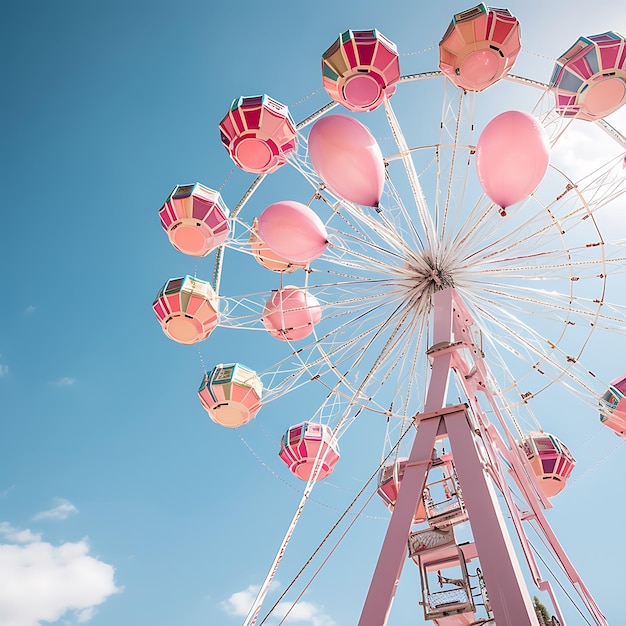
left=1, top=1, right=626, bottom=625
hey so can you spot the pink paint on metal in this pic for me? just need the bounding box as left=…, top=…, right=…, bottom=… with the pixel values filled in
left=519, top=432, right=576, bottom=498
left=359, top=290, right=539, bottom=626
left=153, top=300, right=168, bottom=322
left=550, top=32, right=626, bottom=120
left=439, top=4, right=521, bottom=92
left=152, top=276, right=219, bottom=345
left=359, top=289, right=608, bottom=625
left=219, top=95, right=297, bottom=174
left=158, top=183, right=230, bottom=257
left=585, top=79, right=626, bottom=117
left=257, top=201, right=328, bottom=264
left=236, top=138, right=274, bottom=171
left=278, top=422, right=339, bottom=480
left=377, top=453, right=469, bottom=529
left=198, top=363, right=262, bottom=428
left=444, top=409, right=537, bottom=625
left=359, top=415, right=451, bottom=626
left=343, top=75, right=382, bottom=108
left=308, top=114, right=385, bottom=207
left=261, top=287, right=321, bottom=341
left=376, top=458, right=428, bottom=524
left=430, top=612, right=475, bottom=625
left=458, top=312, right=607, bottom=625
left=612, top=375, right=626, bottom=394
left=321, top=29, right=400, bottom=112
left=249, top=218, right=307, bottom=273
left=475, top=110, right=550, bottom=210
left=410, top=527, right=477, bottom=621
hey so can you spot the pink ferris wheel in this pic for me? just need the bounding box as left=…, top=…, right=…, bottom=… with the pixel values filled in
left=153, top=4, right=626, bottom=625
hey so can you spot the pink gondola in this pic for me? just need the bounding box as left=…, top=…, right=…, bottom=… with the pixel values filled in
left=409, top=527, right=478, bottom=623
left=519, top=432, right=576, bottom=498
left=378, top=453, right=468, bottom=527
left=219, top=94, right=297, bottom=174
left=158, top=183, right=229, bottom=257
left=600, top=374, right=626, bottom=436
left=439, top=3, right=521, bottom=92
left=279, top=422, right=340, bottom=480
left=262, top=287, right=322, bottom=341
left=377, top=458, right=427, bottom=524
left=198, top=363, right=262, bottom=428
left=550, top=32, right=626, bottom=120
left=322, top=29, right=400, bottom=112
left=153, top=276, right=218, bottom=345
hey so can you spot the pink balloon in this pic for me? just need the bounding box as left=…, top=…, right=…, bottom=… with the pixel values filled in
left=475, top=110, right=550, bottom=209
left=308, top=114, right=385, bottom=207
left=262, top=287, right=322, bottom=341
left=258, top=201, right=328, bottom=264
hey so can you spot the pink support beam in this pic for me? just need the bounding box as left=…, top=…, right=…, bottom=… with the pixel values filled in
left=359, top=288, right=538, bottom=625
left=358, top=413, right=444, bottom=626
left=448, top=295, right=607, bottom=626
left=359, top=287, right=607, bottom=624
left=444, top=408, right=537, bottom=624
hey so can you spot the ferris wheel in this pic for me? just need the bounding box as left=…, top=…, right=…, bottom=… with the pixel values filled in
left=152, top=4, right=626, bottom=625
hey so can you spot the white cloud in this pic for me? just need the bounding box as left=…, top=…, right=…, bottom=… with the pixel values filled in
left=220, top=584, right=334, bottom=625
left=33, top=499, right=78, bottom=522
left=0, top=526, right=120, bottom=626
left=51, top=377, right=76, bottom=388
left=0, top=354, right=8, bottom=377
left=551, top=123, right=624, bottom=183
left=273, top=600, right=335, bottom=626
left=24, top=306, right=35, bottom=314
left=76, top=607, right=95, bottom=623
left=549, top=110, right=626, bottom=238
left=220, top=584, right=259, bottom=617
left=0, top=523, right=41, bottom=544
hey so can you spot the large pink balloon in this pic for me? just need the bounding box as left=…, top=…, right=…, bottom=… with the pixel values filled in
left=308, top=114, right=385, bottom=207
left=475, top=110, right=550, bottom=210
left=258, top=201, right=328, bottom=264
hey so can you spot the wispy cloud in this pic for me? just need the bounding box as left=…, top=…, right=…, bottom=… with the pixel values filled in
left=33, top=499, right=78, bottom=522
left=0, top=523, right=41, bottom=544
left=0, top=485, right=15, bottom=499
left=51, top=376, right=76, bottom=388
left=76, top=607, right=96, bottom=623
left=24, top=305, right=36, bottom=314
left=220, top=584, right=334, bottom=625
left=0, top=524, right=121, bottom=626
left=273, top=600, right=335, bottom=626
left=0, top=354, right=8, bottom=378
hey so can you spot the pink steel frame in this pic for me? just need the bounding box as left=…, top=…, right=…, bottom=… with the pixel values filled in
left=359, top=288, right=607, bottom=626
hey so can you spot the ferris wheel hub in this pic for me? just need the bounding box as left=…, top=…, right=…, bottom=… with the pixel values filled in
left=402, top=252, right=457, bottom=306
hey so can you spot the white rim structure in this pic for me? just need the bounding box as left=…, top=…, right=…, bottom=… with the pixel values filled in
left=216, top=73, right=626, bottom=441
